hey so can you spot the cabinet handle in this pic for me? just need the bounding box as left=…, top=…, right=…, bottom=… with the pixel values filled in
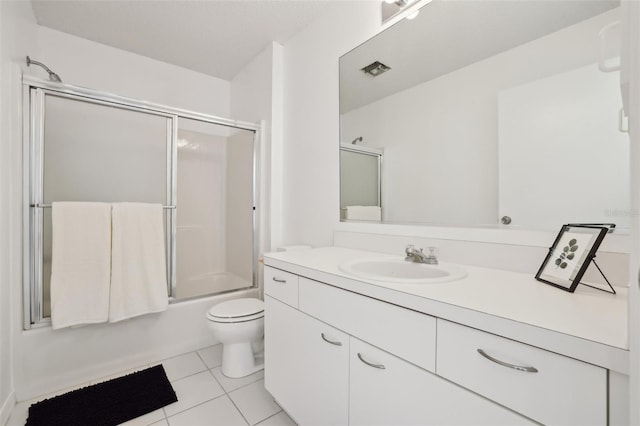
left=477, top=349, right=538, bottom=373
left=321, top=333, right=342, bottom=346
left=357, top=353, right=386, bottom=370
left=272, top=277, right=286, bottom=283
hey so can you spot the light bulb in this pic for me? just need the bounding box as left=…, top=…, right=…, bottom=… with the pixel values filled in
left=406, top=10, right=419, bottom=20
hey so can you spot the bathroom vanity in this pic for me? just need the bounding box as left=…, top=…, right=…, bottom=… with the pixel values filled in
left=263, top=247, right=628, bottom=425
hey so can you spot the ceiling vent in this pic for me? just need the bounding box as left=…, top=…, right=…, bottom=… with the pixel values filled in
left=361, top=61, right=391, bottom=77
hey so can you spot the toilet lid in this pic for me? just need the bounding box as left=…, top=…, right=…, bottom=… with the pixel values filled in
left=207, top=298, right=264, bottom=321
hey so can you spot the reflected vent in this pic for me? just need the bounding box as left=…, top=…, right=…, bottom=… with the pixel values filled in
left=361, top=61, right=391, bottom=77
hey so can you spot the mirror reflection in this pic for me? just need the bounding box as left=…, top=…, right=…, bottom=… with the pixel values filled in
left=339, top=0, right=628, bottom=230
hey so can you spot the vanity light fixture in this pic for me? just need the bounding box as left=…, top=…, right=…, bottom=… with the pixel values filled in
left=361, top=61, right=391, bottom=77
left=405, top=9, right=420, bottom=20
left=382, top=0, right=422, bottom=23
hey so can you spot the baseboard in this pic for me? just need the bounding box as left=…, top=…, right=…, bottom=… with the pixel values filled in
left=0, top=391, right=16, bottom=426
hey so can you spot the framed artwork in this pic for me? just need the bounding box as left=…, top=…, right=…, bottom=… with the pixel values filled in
left=535, top=224, right=609, bottom=292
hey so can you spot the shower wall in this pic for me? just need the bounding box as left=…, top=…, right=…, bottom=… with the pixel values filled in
left=175, top=120, right=255, bottom=300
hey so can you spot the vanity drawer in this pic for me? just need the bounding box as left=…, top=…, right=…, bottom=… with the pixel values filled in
left=436, top=319, right=606, bottom=425
left=264, top=266, right=299, bottom=308
left=299, top=277, right=436, bottom=372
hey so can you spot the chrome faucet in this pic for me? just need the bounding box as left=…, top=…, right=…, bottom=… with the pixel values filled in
left=405, top=245, right=438, bottom=265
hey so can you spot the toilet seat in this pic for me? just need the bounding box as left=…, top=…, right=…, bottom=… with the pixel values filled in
left=207, top=298, right=264, bottom=323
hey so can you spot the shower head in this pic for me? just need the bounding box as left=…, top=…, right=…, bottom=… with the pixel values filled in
left=26, top=56, right=62, bottom=82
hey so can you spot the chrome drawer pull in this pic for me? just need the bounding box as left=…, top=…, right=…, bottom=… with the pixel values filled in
left=321, top=333, right=342, bottom=346
left=357, top=353, right=386, bottom=370
left=272, top=277, right=286, bottom=283
left=477, top=349, right=538, bottom=373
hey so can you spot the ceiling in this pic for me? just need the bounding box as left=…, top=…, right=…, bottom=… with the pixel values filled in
left=30, top=0, right=350, bottom=81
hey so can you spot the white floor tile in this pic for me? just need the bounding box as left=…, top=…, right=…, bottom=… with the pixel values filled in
left=7, top=381, right=92, bottom=426
left=159, top=352, right=207, bottom=382
left=228, top=380, right=281, bottom=425
left=164, top=371, right=225, bottom=417
left=197, top=345, right=223, bottom=369
left=211, top=366, right=264, bottom=393
left=168, top=395, right=248, bottom=426
left=255, top=411, right=297, bottom=426
left=119, top=408, right=166, bottom=426
left=9, top=348, right=277, bottom=426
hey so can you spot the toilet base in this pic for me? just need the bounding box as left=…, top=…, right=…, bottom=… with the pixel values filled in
left=221, top=342, right=265, bottom=378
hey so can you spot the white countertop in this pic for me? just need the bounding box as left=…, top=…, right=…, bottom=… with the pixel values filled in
left=264, top=247, right=629, bottom=374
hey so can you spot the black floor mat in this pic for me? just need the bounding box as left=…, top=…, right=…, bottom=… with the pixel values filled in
left=26, top=364, right=177, bottom=426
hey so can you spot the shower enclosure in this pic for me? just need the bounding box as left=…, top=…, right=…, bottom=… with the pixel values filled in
left=23, top=76, right=259, bottom=328
left=339, top=143, right=382, bottom=219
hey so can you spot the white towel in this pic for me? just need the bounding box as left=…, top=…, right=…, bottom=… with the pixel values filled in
left=109, top=203, right=168, bottom=322
left=50, top=202, right=112, bottom=330
left=344, top=205, right=382, bottom=221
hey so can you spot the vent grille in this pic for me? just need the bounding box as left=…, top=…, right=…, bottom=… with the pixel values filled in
left=361, top=61, right=391, bottom=77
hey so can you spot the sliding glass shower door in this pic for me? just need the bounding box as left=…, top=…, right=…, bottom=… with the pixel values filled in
left=174, top=118, right=255, bottom=300
left=38, top=93, right=170, bottom=318
left=25, top=81, right=259, bottom=327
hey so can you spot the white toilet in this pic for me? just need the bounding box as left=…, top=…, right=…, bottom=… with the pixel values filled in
left=206, top=298, right=265, bottom=378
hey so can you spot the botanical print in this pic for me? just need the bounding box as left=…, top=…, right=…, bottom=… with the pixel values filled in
left=554, top=238, right=578, bottom=269
left=540, top=230, right=597, bottom=285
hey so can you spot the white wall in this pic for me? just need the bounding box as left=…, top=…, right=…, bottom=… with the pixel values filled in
left=625, top=0, right=640, bottom=422
left=499, top=62, right=627, bottom=229
left=230, top=42, right=284, bottom=253
left=0, top=1, right=37, bottom=422
left=34, top=27, right=230, bottom=116
left=282, top=2, right=383, bottom=247
left=10, top=24, right=256, bottom=401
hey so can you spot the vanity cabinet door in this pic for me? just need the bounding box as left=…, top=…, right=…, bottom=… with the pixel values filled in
left=349, top=337, right=531, bottom=426
left=264, top=295, right=349, bottom=425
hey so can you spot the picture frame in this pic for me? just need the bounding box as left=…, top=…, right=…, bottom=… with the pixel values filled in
left=535, top=224, right=609, bottom=293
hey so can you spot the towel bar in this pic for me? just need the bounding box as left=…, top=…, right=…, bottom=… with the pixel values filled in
left=31, top=203, right=176, bottom=209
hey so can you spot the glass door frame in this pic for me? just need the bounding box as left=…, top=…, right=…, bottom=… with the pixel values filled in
left=22, top=76, right=261, bottom=329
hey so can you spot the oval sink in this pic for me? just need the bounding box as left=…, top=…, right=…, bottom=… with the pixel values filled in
left=338, top=258, right=467, bottom=284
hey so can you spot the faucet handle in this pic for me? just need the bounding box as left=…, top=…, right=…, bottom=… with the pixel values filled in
left=426, top=246, right=439, bottom=259
left=405, top=244, right=415, bottom=254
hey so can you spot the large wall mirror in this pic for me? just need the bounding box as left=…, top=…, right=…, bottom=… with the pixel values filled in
left=339, top=0, right=628, bottom=231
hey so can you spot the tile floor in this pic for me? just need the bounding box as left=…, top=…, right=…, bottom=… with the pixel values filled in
left=7, top=345, right=297, bottom=426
